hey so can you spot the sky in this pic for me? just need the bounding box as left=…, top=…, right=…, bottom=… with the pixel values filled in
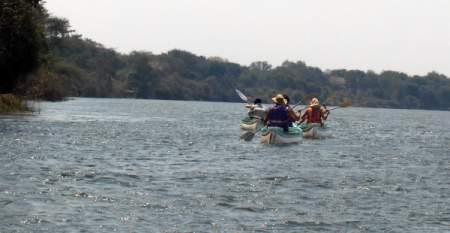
left=44, top=0, right=450, bottom=76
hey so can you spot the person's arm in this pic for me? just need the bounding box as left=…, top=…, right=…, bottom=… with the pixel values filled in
left=321, top=107, right=330, bottom=120
left=245, top=104, right=255, bottom=110
left=288, top=108, right=300, bottom=121
left=323, top=111, right=330, bottom=120
left=264, top=109, right=270, bottom=126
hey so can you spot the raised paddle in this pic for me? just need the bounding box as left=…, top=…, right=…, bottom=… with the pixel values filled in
left=235, top=89, right=249, bottom=103
left=237, top=88, right=260, bottom=141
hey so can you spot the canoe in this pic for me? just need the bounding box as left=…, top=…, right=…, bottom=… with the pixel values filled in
left=299, top=123, right=331, bottom=139
left=240, top=116, right=263, bottom=132
left=260, top=124, right=303, bottom=145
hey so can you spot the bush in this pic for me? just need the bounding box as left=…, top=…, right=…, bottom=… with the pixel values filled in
left=0, top=94, right=31, bottom=113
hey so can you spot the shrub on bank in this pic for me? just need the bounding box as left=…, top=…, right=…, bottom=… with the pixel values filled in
left=0, top=94, right=31, bottom=114
left=17, top=68, right=67, bottom=102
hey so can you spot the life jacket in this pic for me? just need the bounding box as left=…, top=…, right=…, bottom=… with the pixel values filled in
left=267, top=104, right=289, bottom=130
left=306, top=106, right=322, bottom=124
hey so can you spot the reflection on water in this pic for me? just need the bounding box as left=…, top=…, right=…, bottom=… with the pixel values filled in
left=1, top=98, right=449, bottom=232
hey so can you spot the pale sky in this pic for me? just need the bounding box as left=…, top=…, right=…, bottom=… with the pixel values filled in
left=44, top=0, right=450, bottom=76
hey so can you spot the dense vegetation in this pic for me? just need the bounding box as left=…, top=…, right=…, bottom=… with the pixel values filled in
left=44, top=30, right=450, bottom=109
left=0, top=0, right=46, bottom=112
left=1, top=1, right=450, bottom=110
left=0, top=0, right=45, bottom=93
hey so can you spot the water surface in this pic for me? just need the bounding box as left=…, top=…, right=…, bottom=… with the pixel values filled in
left=0, top=98, right=449, bottom=232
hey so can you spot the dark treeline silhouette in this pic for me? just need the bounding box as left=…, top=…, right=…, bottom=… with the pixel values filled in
left=2, top=2, right=450, bottom=110
left=0, top=0, right=47, bottom=93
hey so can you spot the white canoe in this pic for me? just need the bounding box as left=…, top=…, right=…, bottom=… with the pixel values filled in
left=240, top=117, right=263, bottom=132
left=300, top=123, right=332, bottom=139
left=260, top=124, right=303, bottom=145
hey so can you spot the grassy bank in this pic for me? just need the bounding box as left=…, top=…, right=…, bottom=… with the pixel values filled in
left=0, top=94, right=32, bottom=114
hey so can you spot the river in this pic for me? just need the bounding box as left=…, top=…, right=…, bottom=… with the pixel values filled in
left=0, top=98, right=449, bottom=232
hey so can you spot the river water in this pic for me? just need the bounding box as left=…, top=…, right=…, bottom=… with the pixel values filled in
left=0, top=98, right=449, bottom=232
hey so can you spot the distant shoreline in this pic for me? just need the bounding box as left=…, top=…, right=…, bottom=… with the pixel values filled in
left=31, top=97, right=450, bottom=112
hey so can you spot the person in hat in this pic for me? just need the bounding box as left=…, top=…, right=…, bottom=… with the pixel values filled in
left=245, top=98, right=266, bottom=119
left=300, top=97, right=329, bottom=126
left=264, top=94, right=299, bottom=132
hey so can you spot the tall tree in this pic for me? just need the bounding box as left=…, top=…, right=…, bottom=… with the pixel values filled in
left=127, top=52, right=155, bottom=98
left=0, top=0, right=46, bottom=93
left=249, top=61, right=272, bottom=71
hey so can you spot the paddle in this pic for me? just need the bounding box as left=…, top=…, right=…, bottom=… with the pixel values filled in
left=299, top=101, right=352, bottom=112
left=291, top=100, right=303, bottom=109
left=236, top=88, right=260, bottom=141
left=235, top=89, right=249, bottom=103
left=240, top=127, right=264, bottom=142
left=325, top=101, right=353, bottom=111
left=240, top=130, right=256, bottom=141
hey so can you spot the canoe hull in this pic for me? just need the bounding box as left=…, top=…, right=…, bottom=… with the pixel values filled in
left=260, top=126, right=302, bottom=145
left=240, top=117, right=263, bottom=132
left=240, top=122, right=258, bottom=131
left=300, top=123, right=331, bottom=139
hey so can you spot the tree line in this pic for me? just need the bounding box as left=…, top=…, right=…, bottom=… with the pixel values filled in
left=1, top=0, right=450, bottom=110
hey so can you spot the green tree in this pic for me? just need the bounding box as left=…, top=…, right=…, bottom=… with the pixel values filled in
left=0, top=0, right=46, bottom=93
left=249, top=61, right=272, bottom=71
left=46, top=17, right=73, bottom=40
left=127, top=52, right=155, bottom=98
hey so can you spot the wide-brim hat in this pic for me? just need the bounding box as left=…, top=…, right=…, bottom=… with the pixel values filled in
left=272, top=94, right=287, bottom=105
left=309, top=97, right=320, bottom=107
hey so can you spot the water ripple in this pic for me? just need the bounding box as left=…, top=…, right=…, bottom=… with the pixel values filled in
left=0, top=98, right=449, bottom=232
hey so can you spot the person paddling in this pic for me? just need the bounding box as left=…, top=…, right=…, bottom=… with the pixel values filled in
left=300, top=97, right=329, bottom=126
left=264, top=94, right=299, bottom=132
left=245, top=98, right=265, bottom=119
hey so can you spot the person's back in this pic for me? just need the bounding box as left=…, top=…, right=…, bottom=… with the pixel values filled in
left=250, top=104, right=266, bottom=119
left=246, top=98, right=266, bottom=119
left=265, top=94, right=290, bottom=131
left=301, top=97, right=325, bottom=125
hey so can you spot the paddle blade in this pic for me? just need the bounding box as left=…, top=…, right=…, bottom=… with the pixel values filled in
left=328, top=106, right=339, bottom=111
left=240, top=131, right=256, bottom=141
left=235, top=89, right=248, bottom=102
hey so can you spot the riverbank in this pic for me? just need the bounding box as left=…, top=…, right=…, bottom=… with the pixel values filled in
left=0, top=94, right=32, bottom=114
